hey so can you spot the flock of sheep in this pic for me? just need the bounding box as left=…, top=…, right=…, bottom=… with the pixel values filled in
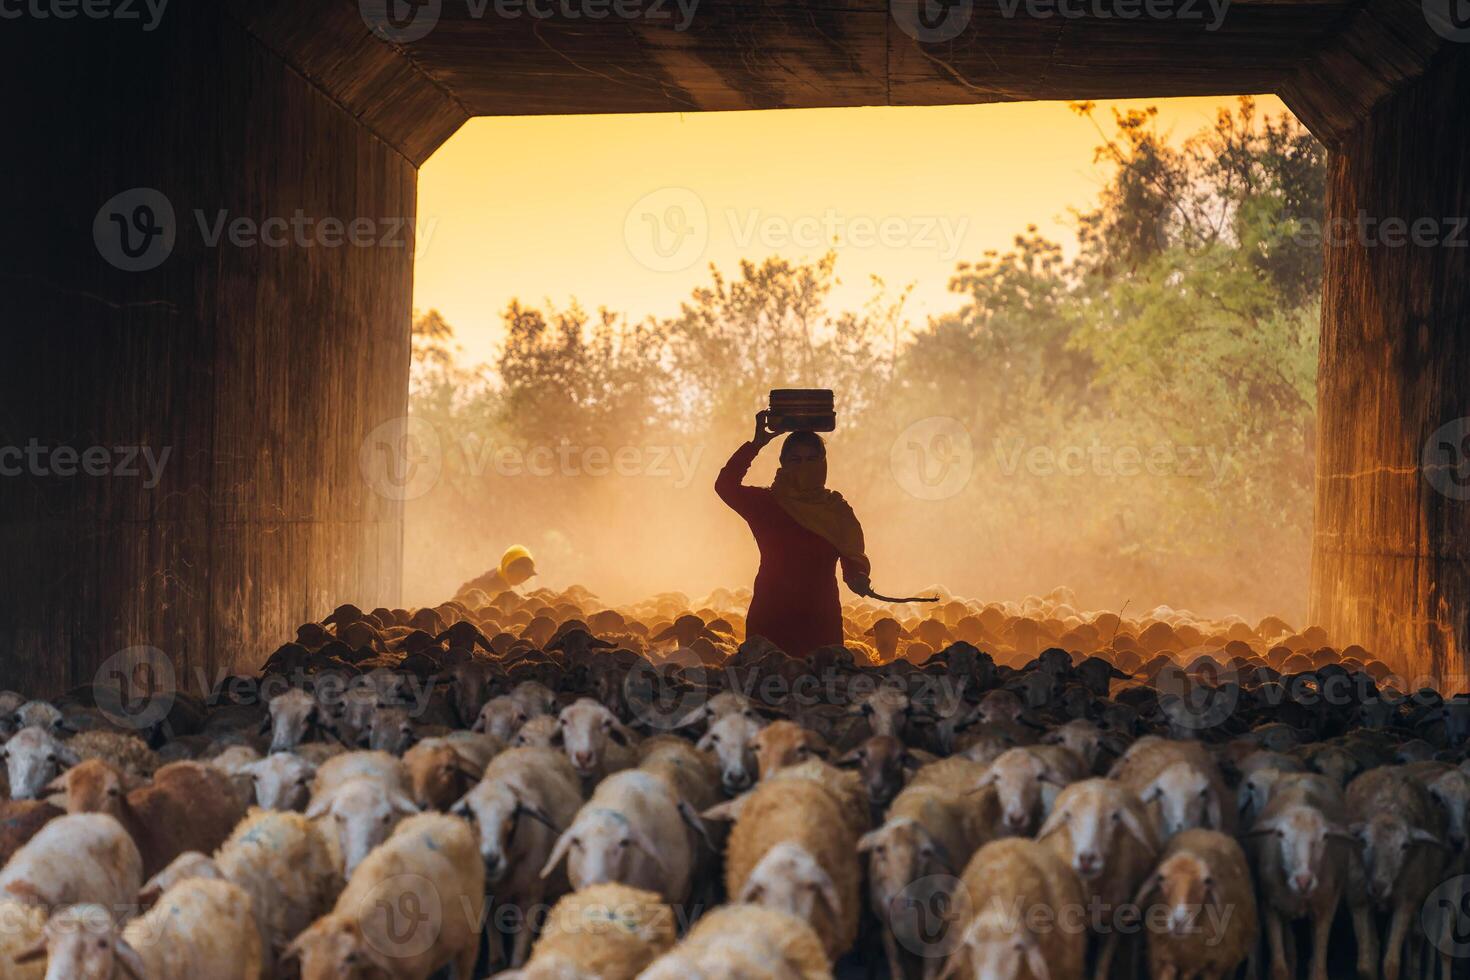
left=0, top=582, right=1467, bottom=980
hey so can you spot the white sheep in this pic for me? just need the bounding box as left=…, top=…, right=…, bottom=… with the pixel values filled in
left=540, top=769, right=701, bottom=907
left=2, top=726, right=78, bottom=799
left=0, top=813, right=142, bottom=920
left=239, top=752, right=317, bottom=811
left=554, top=698, right=639, bottom=782
left=456, top=747, right=584, bottom=967
left=637, top=903, right=830, bottom=980
left=13, top=879, right=262, bottom=979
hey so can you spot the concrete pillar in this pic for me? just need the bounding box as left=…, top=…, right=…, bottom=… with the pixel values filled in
left=1311, top=48, right=1470, bottom=681
left=0, top=7, right=430, bottom=694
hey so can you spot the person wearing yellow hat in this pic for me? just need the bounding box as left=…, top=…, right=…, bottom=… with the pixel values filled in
left=456, top=545, right=537, bottom=597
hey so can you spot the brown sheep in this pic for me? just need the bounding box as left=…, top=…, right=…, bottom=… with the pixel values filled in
left=1135, top=828, right=1258, bottom=980
left=501, top=883, right=676, bottom=980
left=717, top=775, right=861, bottom=960
left=0, top=800, right=62, bottom=866
left=48, top=759, right=250, bottom=877
left=942, top=837, right=1087, bottom=980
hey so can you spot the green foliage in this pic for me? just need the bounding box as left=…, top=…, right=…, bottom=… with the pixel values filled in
left=408, top=97, right=1325, bottom=617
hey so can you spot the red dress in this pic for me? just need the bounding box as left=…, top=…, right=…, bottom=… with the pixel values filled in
left=716, top=441, right=847, bottom=657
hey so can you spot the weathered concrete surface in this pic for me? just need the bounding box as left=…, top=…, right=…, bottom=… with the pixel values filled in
left=1310, top=46, right=1470, bottom=680
left=0, top=7, right=428, bottom=694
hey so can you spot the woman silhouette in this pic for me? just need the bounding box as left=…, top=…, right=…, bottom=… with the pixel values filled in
left=716, top=411, right=872, bottom=657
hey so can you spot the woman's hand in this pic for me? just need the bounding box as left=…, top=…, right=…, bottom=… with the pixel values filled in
left=753, top=410, right=777, bottom=449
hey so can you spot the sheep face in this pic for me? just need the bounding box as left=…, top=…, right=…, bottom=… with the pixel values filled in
left=752, top=722, right=827, bottom=780
left=697, top=712, right=763, bottom=794
left=513, top=716, right=560, bottom=749
left=267, top=690, right=319, bottom=754
left=738, top=842, right=839, bottom=927
left=474, top=696, right=529, bottom=740
left=308, top=778, right=418, bottom=876
left=1427, top=770, right=1470, bottom=850
left=1353, top=813, right=1442, bottom=906
left=1255, top=806, right=1345, bottom=898
left=50, top=759, right=131, bottom=819
left=1039, top=782, right=1153, bottom=880
left=550, top=810, right=664, bottom=894
left=15, top=702, right=64, bottom=735
left=952, top=920, right=1048, bottom=980
left=852, top=687, right=910, bottom=739
left=555, top=700, right=632, bottom=778
left=837, top=736, right=909, bottom=808
left=977, top=750, right=1056, bottom=837
left=1140, top=762, right=1222, bottom=839
left=19, top=905, right=144, bottom=980
left=284, top=919, right=396, bottom=980
left=1148, top=851, right=1215, bottom=936
left=457, top=782, right=556, bottom=886
left=860, top=818, right=954, bottom=938
left=242, top=753, right=316, bottom=811
left=3, top=726, right=76, bottom=799
left=1043, top=721, right=1103, bottom=770
left=366, top=707, right=415, bottom=755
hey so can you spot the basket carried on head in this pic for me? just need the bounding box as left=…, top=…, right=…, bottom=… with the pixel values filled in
left=768, top=388, right=835, bottom=433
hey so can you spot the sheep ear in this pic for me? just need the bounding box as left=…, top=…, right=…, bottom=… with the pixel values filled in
left=305, top=794, right=332, bottom=820
left=540, top=827, right=576, bottom=879
left=629, top=825, right=670, bottom=876
left=389, top=791, right=420, bottom=816
left=57, top=744, right=80, bottom=769
left=1410, top=828, right=1449, bottom=849
left=453, top=755, right=483, bottom=780
left=809, top=863, right=841, bottom=922
left=702, top=796, right=747, bottom=823
left=674, top=705, right=709, bottom=730
left=115, top=938, right=148, bottom=980
left=1205, top=791, right=1222, bottom=831
left=833, top=749, right=863, bottom=769
left=608, top=721, right=637, bottom=747
left=677, top=801, right=717, bottom=853
left=1130, top=873, right=1161, bottom=908
left=857, top=828, right=887, bottom=853
left=516, top=801, right=559, bottom=832
left=10, top=939, right=46, bottom=964
left=695, top=732, right=715, bottom=752
left=1036, top=809, right=1066, bottom=841
left=1119, top=807, right=1157, bottom=853
left=1022, top=936, right=1052, bottom=980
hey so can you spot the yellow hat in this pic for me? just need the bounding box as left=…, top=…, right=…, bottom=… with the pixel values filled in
left=500, top=545, right=536, bottom=586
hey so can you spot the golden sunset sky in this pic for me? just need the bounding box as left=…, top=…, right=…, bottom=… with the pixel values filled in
left=413, top=95, right=1291, bottom=366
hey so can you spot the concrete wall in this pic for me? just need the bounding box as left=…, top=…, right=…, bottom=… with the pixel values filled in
left=1311, top=47, right=1470, bottom=681
left=0, top=7, right=417, bottom=695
